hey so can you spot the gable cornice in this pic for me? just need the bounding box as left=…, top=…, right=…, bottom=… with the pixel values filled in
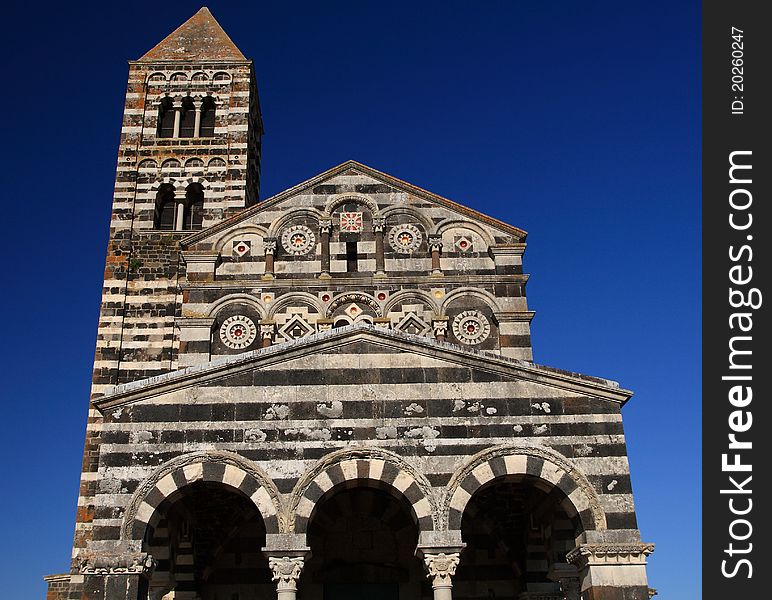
left=180, top=160, right=527, bottom=248
left=93, top=324, right=632, bottom=410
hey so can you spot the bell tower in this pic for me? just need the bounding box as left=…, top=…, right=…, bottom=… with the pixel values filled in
left=69, top=8, right=262, bottom=589
left=132, top=6, right=262, bottom=228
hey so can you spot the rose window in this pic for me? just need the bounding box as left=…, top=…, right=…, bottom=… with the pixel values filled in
left=452, top=311, right=491, bottom=345
left=388, top=224, right=423, bottom=253
left=281, top=225, right=316, bottom=255
left=219, top=315, right=257, bottom=349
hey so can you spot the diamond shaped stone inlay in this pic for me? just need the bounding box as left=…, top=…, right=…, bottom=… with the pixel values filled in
left=454, top=236, right=473, bottom=252
left=278, top=315, right=315, bottom=341
left=232, top=240, right=251, bottom=257
left=344, top=303, right=362, bottom=318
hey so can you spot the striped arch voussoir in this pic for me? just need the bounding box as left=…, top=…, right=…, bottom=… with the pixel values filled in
left=121, top=451, right=284, bottom=540
left=445, top=444, right=606, bottom=533
left=289, top=447, right=437, bottom=534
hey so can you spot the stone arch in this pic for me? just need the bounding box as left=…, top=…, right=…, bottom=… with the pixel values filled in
left=267, top=291, right=325, bottom=319
left=149, top=176, right=212, bottom=195
left=440, top=286, right=502, bottom=314
left=213, top=223, right=269, bottom=252
left=121, top=451, right=284, bottom=541
left=266, top=208, right=324, bottom=238
left=434, top=218, right=495, bottom=247
left=289, top=447, right=438, bottom=534
left=383, top=289, right=440, bottom=315
left=146, top=71, right=167, bottom=84
left=323, top=193, right=380, bottom=219
left=206, top=293, right=267, bottom=319
left=326, top=292, right=383, bottom=318
left=381, top=205, right=433, bottom=233
left=443, top=444, right=607, bottom=533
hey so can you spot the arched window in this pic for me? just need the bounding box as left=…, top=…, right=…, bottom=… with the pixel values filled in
left=184, top=183, right=204, bottom=230
left=153, top=183, right=205, bottom=230
left=178, top=97, right=196, bottom=138
left=155, top=184, right=176, bottom=230
left=157, top=97, right=175, bottom=138
left=199, top=97, right=216, bottom=137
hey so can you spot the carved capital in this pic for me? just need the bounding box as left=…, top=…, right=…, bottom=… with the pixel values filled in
left=428, top=234, right=443, bottom=252
left=432, top=318, right=449, bottom=336
left=80, top=552, right=155, bottom=576
left=269, top=556, right=305, bottom=590
left=260, top=320, right=276, bottom=341
left=423, top=552, right=460, bottom=588
left=566, top=543, right=655, bottom=569
left=372, top=217, right=385, bottom=233
left=319, top=220, right=332, bottom=235
left=263, top=239, right=277, bottom=255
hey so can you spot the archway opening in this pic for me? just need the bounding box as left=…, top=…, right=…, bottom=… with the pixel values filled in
left=304, top=485, right=429, bottom=600
left=143, top=481, right=270, bottom=600
left=457, top=477, right=582, bottom=600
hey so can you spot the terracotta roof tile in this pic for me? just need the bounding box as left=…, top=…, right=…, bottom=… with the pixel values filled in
left=138, top=7, right=246, bottom=62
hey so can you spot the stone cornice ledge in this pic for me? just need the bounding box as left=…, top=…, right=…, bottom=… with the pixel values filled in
left=566, top=543, right=655, bottom=568
left=93, top=324, right=632, bottom=410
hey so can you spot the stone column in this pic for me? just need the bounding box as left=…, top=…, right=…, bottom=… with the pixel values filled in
left=175, top=200, right=186, bottom=231
left=319, top=219, right=332, bottom=278
left=567, top=542, right=654, bottom=600
left=268, top=557, right=305, bottom=600
left=263, top=239, right=277, bottom=279
left=193, top=99, right=203, bottom=138
left=373, top=217, right=386, bottom=276
left=423, top=553, right=460, bottom=600
left=432, top=317, right=449, bottom=342
left=428, top=234, right=443, bottom=275
left=172, top=99, right=183, bottom=138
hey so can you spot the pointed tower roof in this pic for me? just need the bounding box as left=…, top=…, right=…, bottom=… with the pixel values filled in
left=138, top=7, right=247, bottom=62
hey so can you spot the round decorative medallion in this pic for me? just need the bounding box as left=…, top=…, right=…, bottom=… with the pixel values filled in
left=388, top=224, right=423, bottom=253
left=219, top=315, right=257, bottom=349
left=452, top=311, right=491, bottom=345
left=281, top=225, right=316, bottom=255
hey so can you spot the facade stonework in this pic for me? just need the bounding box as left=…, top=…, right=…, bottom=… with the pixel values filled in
left=48, top=8, right=653, bottom=600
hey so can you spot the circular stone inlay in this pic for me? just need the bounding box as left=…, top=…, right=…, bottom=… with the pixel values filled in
left=388, top=224, right=423, bottom=254
left=452, top=311, right=490, bottom=345
left=281, top=225, right=316, bottom=255
left=220, top=315, right=257, bottom=349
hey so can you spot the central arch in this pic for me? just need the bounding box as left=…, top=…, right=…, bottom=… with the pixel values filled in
left=289, top=447, right=438, bottom=534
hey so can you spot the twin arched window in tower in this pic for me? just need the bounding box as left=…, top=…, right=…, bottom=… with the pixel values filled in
left=154, top=183, right=204, bottom=230
left=157, top=96, right=216, bottom=138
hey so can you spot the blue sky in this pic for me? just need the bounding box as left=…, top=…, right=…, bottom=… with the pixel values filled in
left=1, top=1, right=700, bottom=597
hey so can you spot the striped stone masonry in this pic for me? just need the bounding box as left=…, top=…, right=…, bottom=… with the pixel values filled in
left=51, top=8, right=653, bottom=600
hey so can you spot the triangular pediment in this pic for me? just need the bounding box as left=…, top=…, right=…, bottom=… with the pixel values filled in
left=138, top=7, right=247, bottom=62
left=94, top=325, right=631, bottom=410
left=181, top=160, right=526, bottom=249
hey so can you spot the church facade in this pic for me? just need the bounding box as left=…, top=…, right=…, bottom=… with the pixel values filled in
left=46, top=9, right=653, bottom=600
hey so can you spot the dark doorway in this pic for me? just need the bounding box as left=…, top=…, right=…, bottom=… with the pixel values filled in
left=304, top=486, right=429, bottom=600
left=143, top=481, right=271, bottom=600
